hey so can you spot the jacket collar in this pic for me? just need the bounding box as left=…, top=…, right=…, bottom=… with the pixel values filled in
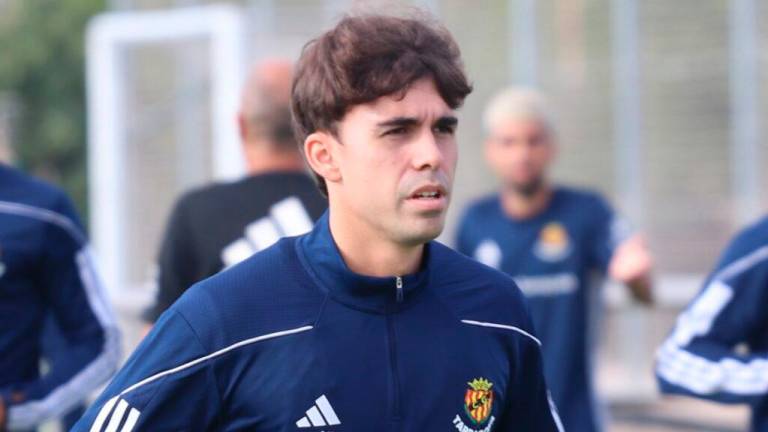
left=296, top=211, right=431, bottom=314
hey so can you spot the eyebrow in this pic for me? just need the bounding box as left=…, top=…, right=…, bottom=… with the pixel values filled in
left=376, top=115, right=458, bottom=129
left=434, top=116, right=458, bottom=128
left=377, top=117, right=420, bottom=129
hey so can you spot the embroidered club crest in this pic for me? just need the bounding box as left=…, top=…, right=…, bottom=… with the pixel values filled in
left=464, top=378, right=494, bottom=425
left=534, top=222, right=571, bottom=262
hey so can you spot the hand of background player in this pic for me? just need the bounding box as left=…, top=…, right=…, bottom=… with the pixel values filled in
left=0, top=391, right=25, bottom=432
left=609, top=234, right=654, bottom=304
left=0, top=395, right=6, bottom=432
left=609, top=234, right=652, bottom=282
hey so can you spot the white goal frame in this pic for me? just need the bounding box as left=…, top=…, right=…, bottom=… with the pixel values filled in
left=86, top=4, right=246, bottom=300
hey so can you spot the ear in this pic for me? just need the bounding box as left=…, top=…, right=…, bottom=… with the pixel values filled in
left=237, top=112, right=248, bottom=143
left=546, top=134, right=559, bottom=163
left=304, top=131, right=342, bottom=186
left=483, top=137, right=495, bottom=165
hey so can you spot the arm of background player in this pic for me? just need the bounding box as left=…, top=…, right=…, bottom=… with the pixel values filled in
left=3, top=195, right=121, bottom=430
left=609, top=235, right=654, bottom=304
left=142, top=196, right=198, bottom=324
left=589, top=195, right=654, bottom=304
left=655, top=244, right=768, bottom=404
left=72, top=308, right=221, bottom=431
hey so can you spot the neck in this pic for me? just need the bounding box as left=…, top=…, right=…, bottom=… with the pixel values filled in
left=328, top=206, right=423, bottom=278
left=243, top=144, right=306, bottom=174
left=500, top=182, right=553, bottom=219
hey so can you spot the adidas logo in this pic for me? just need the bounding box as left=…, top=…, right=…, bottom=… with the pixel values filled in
left=296, top=395, right=341, bottom=428
left=90, top=396, right=141, bottom=432
left=221, top=196, right=313, bottom=268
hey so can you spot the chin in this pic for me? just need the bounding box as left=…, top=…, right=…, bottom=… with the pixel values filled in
left=509, top=178, right=543, bottom=196
left=399, top=221, right=444, bottom=246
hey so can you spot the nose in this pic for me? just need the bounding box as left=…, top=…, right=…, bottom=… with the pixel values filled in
left=412, top=129, right=444, bottom=171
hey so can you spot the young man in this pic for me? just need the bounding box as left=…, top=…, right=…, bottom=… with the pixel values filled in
left=656, top=216, right=768, bottom=432
left=456, top=88, right=653, bottom=431
left=0, top=163, right=120, bottom=431
left=75, top=14, right=561, bottom=431
left=142, top=59, right=326, bottom=324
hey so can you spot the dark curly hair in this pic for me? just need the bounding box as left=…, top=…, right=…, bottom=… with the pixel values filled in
left=291, top=13, right=473, bottom=195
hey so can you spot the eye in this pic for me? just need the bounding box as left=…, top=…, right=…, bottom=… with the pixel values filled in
left=382, top=126, right=408, bottom=137
left=434, top=123, right=456, bottom=136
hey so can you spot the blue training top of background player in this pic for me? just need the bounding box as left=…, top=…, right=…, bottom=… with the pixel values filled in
left=457, top=186, right=630, bottom=432
left=656, top=216, right=768, bottom=432
left=0, top=164, right=120, bottom=429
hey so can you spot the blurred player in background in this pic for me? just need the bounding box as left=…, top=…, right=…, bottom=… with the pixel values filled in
left=75, top=13, right=562, bottom=430
left=656, top=216, right=768, bottom=432
left=142, top=59, right=327, bottom=325
left=0, top=163, right=120, bottom=431
left=456, top=87, right=653, bottom=431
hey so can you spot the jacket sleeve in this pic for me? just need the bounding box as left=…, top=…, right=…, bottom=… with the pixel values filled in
left=655, top=240, right=768, bottom=404
left=497, top=317, right=563, bottom=431
left=3, top=194, right=121, bottom=430
left=73, top=307, right=221, bottom=431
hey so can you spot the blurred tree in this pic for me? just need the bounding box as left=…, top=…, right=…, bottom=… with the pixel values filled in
left=0, top=0, right=106, bottom=221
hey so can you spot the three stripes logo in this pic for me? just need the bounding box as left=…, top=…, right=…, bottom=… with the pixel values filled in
left=221, top=196, right=313, bottom=268
left=89, top=396, right=141, bottom=432
left=295, top=395, right=341, bottom=429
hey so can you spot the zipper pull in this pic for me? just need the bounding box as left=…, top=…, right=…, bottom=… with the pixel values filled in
left=396, top=276, right=404, bottom=303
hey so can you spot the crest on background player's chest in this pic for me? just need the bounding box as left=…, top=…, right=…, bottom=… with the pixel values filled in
left=533, top=222, right=572, bottom=262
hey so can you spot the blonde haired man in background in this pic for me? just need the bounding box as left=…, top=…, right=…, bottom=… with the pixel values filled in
left=457, top=87, right=653, bottom=431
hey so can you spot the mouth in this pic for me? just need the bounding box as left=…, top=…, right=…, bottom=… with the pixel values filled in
left=408, top=184, right=447, bottom=200
left=405, top=184, right=449, bottom=212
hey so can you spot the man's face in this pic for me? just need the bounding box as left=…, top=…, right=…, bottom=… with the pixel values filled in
left=330, top=77, right=458, bottom=247
left=485, top=117, right=555, bottom=196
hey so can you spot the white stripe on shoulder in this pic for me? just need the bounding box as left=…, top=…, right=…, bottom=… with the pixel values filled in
left=654, top=245, right=768, bottom=398
left=713, top=245, right=768, bottom=282
left=120, top=407, right=141, bottom=432
left=89, top=397, right=141, bottom=432
left=120, top=325, right=313, bottom=396
left=104, top=399, right=129, bottom=432
left=0, top=200, right=86, bottom=244
left=460, top=319, right=541, bottom=346
left=90, top=396, right=119, bottom=432
left=656, top=339, right=768, bottom=396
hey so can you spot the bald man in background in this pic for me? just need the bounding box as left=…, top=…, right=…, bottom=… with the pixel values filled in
left=142, top=60, right=327, bottom=324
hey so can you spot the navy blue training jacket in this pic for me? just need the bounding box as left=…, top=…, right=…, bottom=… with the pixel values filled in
left=0, top=163, right=120, bottom=429
left=657, top=216, right=768, bottom=431
left=75, top=211, right=562, bottom=431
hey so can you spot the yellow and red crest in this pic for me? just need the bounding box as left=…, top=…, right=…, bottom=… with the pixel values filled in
left=464, top=378, right=494, bottom=425
left=534, top=222, right=572, bottom=262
